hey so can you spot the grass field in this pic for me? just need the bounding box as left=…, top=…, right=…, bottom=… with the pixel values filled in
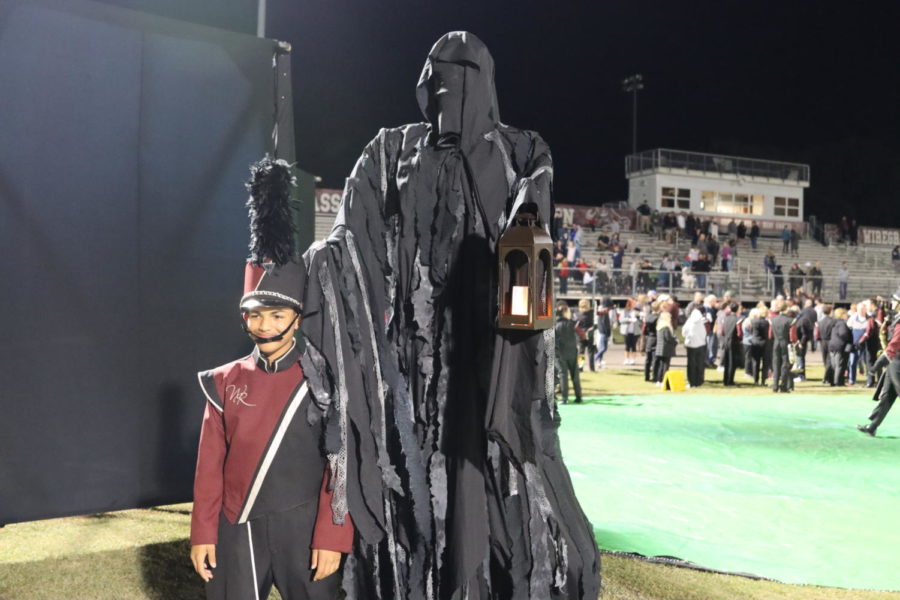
left=2, top=362, right=897, bottom=600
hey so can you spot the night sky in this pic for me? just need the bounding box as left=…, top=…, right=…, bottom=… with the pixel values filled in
left=265, top=1, right=900, bottom=225
left=99, top=0, right=900, bottom=224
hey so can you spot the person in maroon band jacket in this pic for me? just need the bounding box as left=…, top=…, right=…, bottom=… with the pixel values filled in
left=858, top=286, right=900, bottom=437
left=190, top=259, right=354, bottom=600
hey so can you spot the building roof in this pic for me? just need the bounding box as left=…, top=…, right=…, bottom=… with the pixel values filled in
left=626, top=149, right=810, bottom=186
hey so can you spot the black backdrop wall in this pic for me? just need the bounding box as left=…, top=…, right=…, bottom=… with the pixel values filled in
left=0, top=0, right=309, bottom=524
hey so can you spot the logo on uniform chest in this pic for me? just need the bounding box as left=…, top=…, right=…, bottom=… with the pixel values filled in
left=226, top=384, right=256, bottom=407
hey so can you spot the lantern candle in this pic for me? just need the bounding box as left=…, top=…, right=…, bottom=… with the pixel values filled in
left=511, top=285, right=530, bottom=316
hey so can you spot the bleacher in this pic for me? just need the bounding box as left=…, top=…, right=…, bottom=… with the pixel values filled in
left=557, top=229, right=899, bottom=304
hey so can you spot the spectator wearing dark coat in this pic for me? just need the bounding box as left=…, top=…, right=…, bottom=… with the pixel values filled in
left=654, top=311, right=678, bottom=385
left=816, top=304, right=837, bottom=384
left=719, top=303, right=743, bottom=386
left=555, top=303, right=582, bottom=403
left=828, top=308, right=853, bottom=387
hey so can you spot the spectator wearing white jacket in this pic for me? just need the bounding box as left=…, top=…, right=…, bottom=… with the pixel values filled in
left=682, top=307, right=708, bottom=387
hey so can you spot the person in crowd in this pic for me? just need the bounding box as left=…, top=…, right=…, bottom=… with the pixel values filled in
left=892, top=245, right=900, bottom=274
left=581, top=259, right=595, bottom=294
left=847, top=300, right=869, bottom=387
left=720, top=302, right=744, bottom=386
left=685, top=212, right=697, bottom=243
left=748, top=307, right=771, bottom=386
left=790, top=228, right=800, bottom=257
left=553, top=208, right=565, bottom=241
left=619, top=298, right=642, bottom=365
left=860, top=299, right=882, bottom=388
left=594, top=257, right=611, bottom=294
left=654, top=311, right=678, bottom=386
left=781, top=226, right=791, bottom=255
left=594, top=297, right=613, bottom=369
left=708, top=235, right=721, bottom=268
left=643, top=300, right=660, bottom=382
left=849, top=219, right=859, bottom=246
left=837, top=262, right=850, bottom=300
left=676, top=211, right=687, bottom=240
left=816, top=304, right=837, bottom=384
left=576, top=298, right=596, bottom=372
left=663, top=212, right=678, bottom=243
left=857, top=286, right=900, bottom=437
left=764, top=250, right=776, bottom=274
left=838, top=216, right=850, bottom=244
left=650, top=209, right=662, bottom=238
left=702, top=294, right=719, bottom=368
left=772, top=264, right=785, bottom=297
left=770, top=299, right=794, bottom=393
left=697, top=233, right=710, bottom=257
left=692, top=252, right=711, bottom=291
left=727, top=219, right=737, bottom=241
left=807, top=262, right=823, bottom=297
left=555, top=302, right=582, bottom=404
left=788, top=263, right=805, bottom=300
left=749, top=220, right=760, bottom=251
left=596, top=232, right=611, bottom=251
left=742, top=307, right=755, bottom=380
left=682, top=301, right=708, bottom=388
left=637, top=200, right=651, bottom=233
left=829, top=307, right=852, bottom=387
left=794, top=299, right=816, bottom=381
left=572, top=224, right=584, bottom=259
left=721, top=240, right=733, bottom=272
left=611, top=244, right=625, bottom=271
left=557, top=257, right=569, bottom=295
left=656, top=252, right=675, bottom=291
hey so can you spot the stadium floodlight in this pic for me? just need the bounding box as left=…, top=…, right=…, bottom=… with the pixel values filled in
left=622, top=74, right=644, bottom=155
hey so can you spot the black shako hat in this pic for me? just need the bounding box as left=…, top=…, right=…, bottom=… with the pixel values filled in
left=238, top=155, right=305, bottom=313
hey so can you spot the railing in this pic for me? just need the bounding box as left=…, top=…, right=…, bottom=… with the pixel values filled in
left=625, top=148, right=810, bottom=183
left=555, top=267, right=900, bottom=304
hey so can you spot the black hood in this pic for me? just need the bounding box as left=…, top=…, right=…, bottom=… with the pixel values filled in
left=416, top=31, right=499, bottom=147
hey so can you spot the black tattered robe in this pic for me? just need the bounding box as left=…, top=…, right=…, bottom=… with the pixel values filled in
left=299, top=31, right=600, bottom=600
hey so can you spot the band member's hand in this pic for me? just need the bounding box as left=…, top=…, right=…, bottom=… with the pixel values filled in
left=310, top=548, right=342, bottom=581
left=191, top=544, right=217, bottom=582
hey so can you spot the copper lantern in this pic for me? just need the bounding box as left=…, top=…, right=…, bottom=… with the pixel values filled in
left=497, top=212, right=554, bottom=330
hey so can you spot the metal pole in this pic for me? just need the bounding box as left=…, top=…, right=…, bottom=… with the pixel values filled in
left=632, top=87, right=638, bottom=155
left=256, top=0, right=267, bottom=38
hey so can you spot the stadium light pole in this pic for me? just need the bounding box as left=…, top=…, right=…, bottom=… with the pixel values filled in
left=622, top=74, right=644, bottom=155
left=257, top=0, right=267, bottom=37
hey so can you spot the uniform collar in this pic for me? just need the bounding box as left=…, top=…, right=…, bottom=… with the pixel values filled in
left=251, top=340, right=298, bottom=374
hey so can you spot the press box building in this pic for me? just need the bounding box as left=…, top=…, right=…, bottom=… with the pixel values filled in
left=626, top=149, right=810, bottom=231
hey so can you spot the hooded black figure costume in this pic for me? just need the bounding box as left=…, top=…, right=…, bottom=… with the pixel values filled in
left=298, top=32, right=600, bottom=600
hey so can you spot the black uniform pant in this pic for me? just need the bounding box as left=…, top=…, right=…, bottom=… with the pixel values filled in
left=795, top=340, right=808, bottom=378
left=822, top=345, right=834, bottom=384
left=654, top=356, right=671, bottom=383
left=830, top=351, right=848, bottom=387
left=868, top=358, right=900, bottom=432
left=206, top=504, right=341, bottom=600
left=645, top=345, right=656, bottom=381
left=743, top=345, right=754, bottom=377
left=722, top=348, right=738, bottom=386
left=772, top=343, right=792, bottom=392
left=686, top=345, right=706, bottom=387
left=558, top=356, right=582, bottom=402
left=749, top=345, right=766, bottom=385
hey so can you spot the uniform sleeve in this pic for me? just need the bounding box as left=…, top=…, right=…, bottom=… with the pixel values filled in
left=190, top=372, right=226, bottom=546
left=311, top=464, right=355, bottom=553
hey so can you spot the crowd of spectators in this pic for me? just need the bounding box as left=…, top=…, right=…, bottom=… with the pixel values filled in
left=556, top=290, right=895, bottom=394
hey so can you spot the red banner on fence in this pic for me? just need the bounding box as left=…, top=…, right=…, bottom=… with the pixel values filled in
left=556, top=204, right=637, bottom=231
left=859, top=227, right=900, bottom=246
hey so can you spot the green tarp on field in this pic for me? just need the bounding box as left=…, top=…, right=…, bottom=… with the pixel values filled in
left=559, top=394, right=900, bottom=590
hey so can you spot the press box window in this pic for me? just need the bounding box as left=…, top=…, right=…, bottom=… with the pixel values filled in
left=774, top=197, right=800, bottom=217
left=661, top=187, right=691, bottom=209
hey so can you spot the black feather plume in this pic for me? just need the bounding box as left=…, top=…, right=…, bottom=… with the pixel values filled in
left=245, top=155, right=298, bottom=266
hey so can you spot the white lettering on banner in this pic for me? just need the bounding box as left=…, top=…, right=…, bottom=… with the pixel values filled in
left=560, top=207, right=575, bottom=225
left=315, top=189, right=343, bottom=214
left=860, top=228, right=900, bottom=246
